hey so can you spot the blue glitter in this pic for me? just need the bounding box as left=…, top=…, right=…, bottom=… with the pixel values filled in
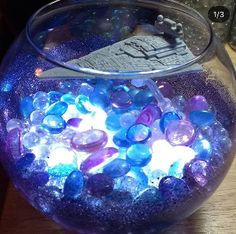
left=19, top=96, right=34, bottom=118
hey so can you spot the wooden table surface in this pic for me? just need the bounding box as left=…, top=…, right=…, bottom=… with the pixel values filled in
left=0, top=45, right=236, bottom=234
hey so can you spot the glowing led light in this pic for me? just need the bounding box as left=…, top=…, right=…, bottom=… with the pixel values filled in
left=35, top=68, right=43, bottom=77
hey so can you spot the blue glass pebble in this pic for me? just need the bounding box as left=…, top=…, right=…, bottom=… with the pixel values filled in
left=120, top=112, right=136, bottom=128
left=75, top=95, right=93, bottom=114
left=126, top=144, right=152, bottom=167
left=103, top=159, right=131, bottom=178
left=105, top=113, right=121, bottom=131
left=33, top=95, right=50, bottom=110
left=63, top=170, right=84, bottom=199
left=89, top=90, right=110, bottom=108
left=30, top=110, right=45, bottom=125
left=15, top=153, right=35, bottom=174
left=42, top=115, right=66, bottom=134
left=79, top=83, right=94, bottom=96
left=113, top=128, right=131, bottom=147
left=111, top=90, right=132, bottom=109
left=33, top=91, right=48, bottom=99
left=95, top=79, right=113, bottom=91
left=19, top=96, right=34, bottom=118
left=189, top=110, right=215, bottom=127
left=128, top=89, right=140, bottom=100
left=168, top=162, right=184, bottom=178
left=127, top=124, right=151, bottom=143
left=193, top=139, right=212, bottom=160
left=159, top=111, right=181, bottom=133
left=48, top=91, right=63, bottom=104
left=23, top=132, right=40, bottom=149
left=127, top=167, right=148, bottom=187
left=171, top=95, right=186, bottom=112
left=134, top=90, right=154, bottom=106
left=45, top=101, right=68, bottom=116
left=60, top=94, right=75, bottom=104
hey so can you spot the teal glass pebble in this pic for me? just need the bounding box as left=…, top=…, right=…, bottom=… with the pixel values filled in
left=134, top=90, right=154, bottom=106
left=105, top=113, right=121, bottom=131
left=42, top=115, right=66, bottom=134
left=127, top=124, right=151, bottom=143
left=127, top=167, right=148, bottom=187
left=193, top=139, right=212, bottom=160
left=48, top=164, right=77, bottom=177
left=149, top=170, right=167, bottom=187
left=189, top=110, right=215, bottom=127
left=30, top=110, right=45, bottom=125
left=75, top=95, right=93, bottom=114
left=103, top=159, right=131, bottom=178
left=48, top=91, right=63, bottom=104
left=89, top=90, right=110, bottom=108
left=79, top=82, right=94, bottom=96
left=19, top=96, right=34, bottom=118
left=60, top=94, right=75, bottom=104
left=33, top=95, right=50, bottom=110
left=159, top=111, right=181, bottom=133
left=45, top=101, right=68, bottom=116
left=63, top=170, right=84, bottom=199
left=113, top=128, right=131, bottom=147
left=126, top=144, right=152, bottom=167
left=168, top=162, right=184, bottom=178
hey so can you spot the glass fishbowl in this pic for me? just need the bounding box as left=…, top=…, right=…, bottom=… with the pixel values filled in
left=0, top=0, right=235, bottom=233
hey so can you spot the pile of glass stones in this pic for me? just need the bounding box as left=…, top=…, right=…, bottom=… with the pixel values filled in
left=6, top=78, right=232, bottom=207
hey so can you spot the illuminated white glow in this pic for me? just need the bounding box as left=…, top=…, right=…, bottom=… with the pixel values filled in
left=47, top=147, right=76, bottom=168
left=62, top=105, right=80, bottom=121
left=148, top=139, right=195, bottom=173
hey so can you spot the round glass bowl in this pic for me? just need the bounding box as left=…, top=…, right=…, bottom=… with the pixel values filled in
left=0, top=0, right=236, bottom=233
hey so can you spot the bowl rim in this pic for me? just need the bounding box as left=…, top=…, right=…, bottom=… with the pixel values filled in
left=26, top=0, right=214, bottom=79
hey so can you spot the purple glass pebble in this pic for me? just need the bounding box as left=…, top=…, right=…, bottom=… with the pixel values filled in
left=67, top=118, right=82, bottom=128
left=71, top=129, right=108, bottom=152
left=86, top=173, right=114, bottom=197
left=80, top=147, right=118, bottom=173
left=186, top=95, right=209, bottom=113
left=184, top=159, right=213, bottom=187
left=157, top=81, right=175, bottom=98
left=165, top=120, right=195, bottom=146
left=136, top=103, right=162, bottom=126
left=110, top=90, right=132, bottom=109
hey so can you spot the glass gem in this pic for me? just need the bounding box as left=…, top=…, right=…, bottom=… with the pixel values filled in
left=134, top=90, right=154, bottom=106
left=42, top=115, right=66, bottom=134
left=186, top=95, right=209, bottom=113
left=79, top=82, right=94, bottom=97
left=33, top=91, right=48, bottom=99
left=171, top=95, right=186, bottom=112
left=110, top=90, right=132, bottom=109
left=131, top=79, right=146, bottom=88
left=193, top=139, right=212, bottom=160
left=86, top=173, right=114, bottom=197
left=67, top=118, right=82, bottom=128
left=63, top=170, right=84, bottom=199
left=89, top=90, right=110, bottom=108
left=95, top=79, right=113, bottom=91
left=6, top=119, right=22, bottom=132
left=165, top=120, right=195, bottom=146
left=113, top=128, right=131, bottom=147
left=33, top=95, right=50, bottom=110
left=120, top=112, right=136, bottom=128
left=6, top=128, right=23, bottom=160
left=75, top=95, right=93, bottom=114
left=149, top=170, right=167, bottom=188
left=157, top=81, right=175, bottom=98
left=159, top=176, right=190, bottom=199
left=168, top=161, right=185, bottom=178
left=48, top=91, right=63, bottom=104
left=23, top=132, right=40, bottom=149
left=127, top=167, right=148, bottom=187
left=80, top=147, right=118, bottom=174
left=189, top=110, right=215, bottom=127
left=184, top=159, right=213, bottom=187
left=159, top=111, right=181, bottom=133
left=71, top=129, right=108, bottom=152
left=19, top=96, right=34, bottom=118
left=127, top=124, right=152, bottom=143
left=30, top=110, right=45, bottom=125
left=103, top=159, right=131, bottom=178
left=126, top=144, right=152, bottom=167
left=15, top=153, right=35, bottom=173
left=105, top=113, right=121, bottom=131
left=60, top=94, right=75, bottom=104
left=32, top=145, right=50, bottom=159
left=45, top=101, right=68, bottom=116
left=136, top=103, right=162, bottom=126
left=48, top=164, right=77, bottom=177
